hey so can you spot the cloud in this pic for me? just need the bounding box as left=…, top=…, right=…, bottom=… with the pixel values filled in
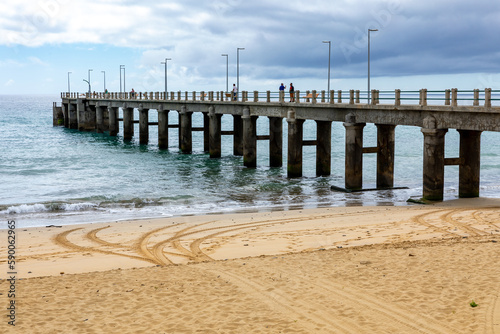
left=4, top=79, right=14, bottom=86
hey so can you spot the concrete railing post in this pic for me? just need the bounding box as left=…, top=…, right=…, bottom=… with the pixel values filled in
left=395, top=89, right=401, bottom=106
left=349, top=90, right=354, bottom=104
left=485, top=88, right=492, bottom=108
left=296, top=90, right=300, bottom=103
left=473, top=89, right=479, bottom=107
left=312, top=90, right=317, bottom=104
left=321, top=90, right=325, bottom=103
left=337, top=90, right=342, bottom=103
left=266, top=91, right=271, bottom=103
left=371, top=90, right=377, bottom=105
left=254, top=91, right=259, bottom=102
left=445, top=89, right=451, bottom=106
left=451, top=88, right=458, bottom=107
left=306, top=90, right=310, bottom=103
left=330, top=90, right=335, bottom=104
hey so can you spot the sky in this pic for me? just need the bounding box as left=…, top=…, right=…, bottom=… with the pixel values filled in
left=2, top=0, right=500, bottom=94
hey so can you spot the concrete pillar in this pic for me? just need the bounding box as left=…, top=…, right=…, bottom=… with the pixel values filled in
left=316, top=120, right=332, bottom=176
left=233, top=115, right=243, bottom=156
left=344, top=121, right=365, bottom=190
left=108, top=107, right=119, bottom=136
left=158, top=108, right=169, bottom=150
left=269, top=117, right=283, bottom=167
left=139, top=108, right=149, bottom=145
left=209, top=106, right=222, bottom=158
left=123, top=107, right=134, bottom=141
left=62, top=103, right=69, bottom=128
left=287, top=110, right=304, bottom=178
left=458, top=130, right=482, bottom=198
left=180, top=106, right=193, bottom=153
left=376, top=124, right=396, bottom=188
left=203, top=112, right=210, bottom=152
left=242, top=107, right=257, bottom=167
left=68, top=103, right=77, bottom=129
left=78, top=101, right=96, bottom=132
left=422, top=127, right=448, bottom=201
left=96, top=106, right=105, bottom=133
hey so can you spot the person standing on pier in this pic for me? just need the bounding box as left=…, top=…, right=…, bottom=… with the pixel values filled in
left=289, top=83, right=295, bottom=102
left=232, top=84, right=238, bottom=101
left=279, top=83, right=286, bottom=102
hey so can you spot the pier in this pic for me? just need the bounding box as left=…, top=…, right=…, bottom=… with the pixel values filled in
left=54, top=88, right=500, bottom=201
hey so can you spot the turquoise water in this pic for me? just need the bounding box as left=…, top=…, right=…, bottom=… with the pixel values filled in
left=1, top=94, right=500, bottom=228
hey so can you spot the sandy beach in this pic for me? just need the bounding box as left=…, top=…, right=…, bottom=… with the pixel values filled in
left=1, top=198, right=500, bottom=333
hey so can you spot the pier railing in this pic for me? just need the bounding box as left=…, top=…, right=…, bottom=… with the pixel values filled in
left=61, top=88, right=500, bottom=108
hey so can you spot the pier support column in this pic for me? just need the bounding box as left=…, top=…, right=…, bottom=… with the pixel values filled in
left=180, top=106, right=193, bottom=153
left=62, top=103, right=69, bottom=128
left=123, top=107, right=134, bottom=141
left=344, top=121, right=365, bottom=190
left=233, top=115, right=243, bottom=156
left=287, top=110, right=304, bottom=178
left=316, top=120, right=332, bottom=176
left=96, top=105, right=105, bottom=133
left=158, top=108, right=169, bottom=150
left=243, top=107, right=258, bottom=167
left=203, top=112, right=209, bottom=152
left=269, top=117, right=283, bottom=167
left=139, top=108, right=149, bottom=145
left=108, top=107, right=119, bottom=136
left=376, top=124, right=396, bottom=188
left=68, top=103, right=77, bottom=129
left=77, top=99, right=96, bottom=131
left=422, top=124, right=448, bottom=201
left=458, top=130, right=482, bottom=198
left=209, top=106, right=222, bottom=158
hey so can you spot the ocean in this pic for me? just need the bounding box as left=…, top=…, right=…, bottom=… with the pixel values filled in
left=1, top=94, right=500, bottom=229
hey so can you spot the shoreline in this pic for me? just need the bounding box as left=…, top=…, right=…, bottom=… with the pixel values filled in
left=1, top=197, right=500, bottom=333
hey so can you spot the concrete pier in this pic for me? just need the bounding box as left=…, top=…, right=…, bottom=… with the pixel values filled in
left=108, top=107, right=119, bottom=136
left=422, top=116, right=448, bottom=201
left=287, top=110, right=304, bottom=178
left=376, top=124, right=396, bottom=188
left=57, top=87, right=500, bottom=201
left=123, top=107, right=134, bottom=141
left=344, top=120, right=365, bottom=190
left=139, top=108, right=149, bottom=145
left=316, top=120, right=332, bottom=176
left=458, top=130, right=482, bottom=198
left=209, top=106, right=222, bottom=158
left=269, top=117, right=283, bottom=167
left=158, top=108, right=169, bottom=149
left=180, top=106, right=193, bottom=153
left=242, top=107, right=257, bottom=168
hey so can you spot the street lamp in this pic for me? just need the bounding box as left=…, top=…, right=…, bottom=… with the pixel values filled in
left=368, top=29, right=378, bottom=104
left=221, top=54, right=228, bottom=96
left=88, top=69, right=93, bottom=94
left=120, top=65, right=125, bottom=93
left=237, top=47, right=245, bottom=101
left=161, top=58, right=171, bottom=97
left=67, top=72, right=72, bottom=94
left=322, top=41, right=331, bottom=101
left=101, top=71, right=106, bottom=92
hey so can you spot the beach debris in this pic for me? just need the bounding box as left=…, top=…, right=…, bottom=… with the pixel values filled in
left=409, top=253, right=416, bottom=257
left=360, top=261, right=372, bottom=265
left=46, top=225, right=62, bottom=228
left=470, top=300, right=478, bottom=308
left=60, top=272, right=64, bottom=275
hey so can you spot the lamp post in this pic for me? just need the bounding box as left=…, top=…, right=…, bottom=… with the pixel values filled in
left=322, top=41, right=331, bottom=101
left=221, top=54, right=228, bottom=96
left=67, top=72, right=71, bottom=94
left=101, top=71, right=106, bottom=92
left=120, top=65, right=125, bottom=93
left=88, top=69, right=93, bottom=94
left=161, top=58, right=171, bottom=97
left=237, top=47, right=245, bottom=101
left=368, top=29, right=378, bottom=104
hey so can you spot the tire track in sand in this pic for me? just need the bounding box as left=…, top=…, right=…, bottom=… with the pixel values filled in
left=202, top=268, right=363, bottom=333
left=54, top=228, right=158, bottom=264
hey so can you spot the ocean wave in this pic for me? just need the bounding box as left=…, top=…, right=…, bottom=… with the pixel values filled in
left=2, top=202, right=98, bottom=214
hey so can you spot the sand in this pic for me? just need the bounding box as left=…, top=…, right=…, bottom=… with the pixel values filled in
left=1, top=198, right=500, bottom=333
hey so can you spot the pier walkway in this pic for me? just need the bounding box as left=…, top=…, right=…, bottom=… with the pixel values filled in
left=54, top=88, right=500, bottom=201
